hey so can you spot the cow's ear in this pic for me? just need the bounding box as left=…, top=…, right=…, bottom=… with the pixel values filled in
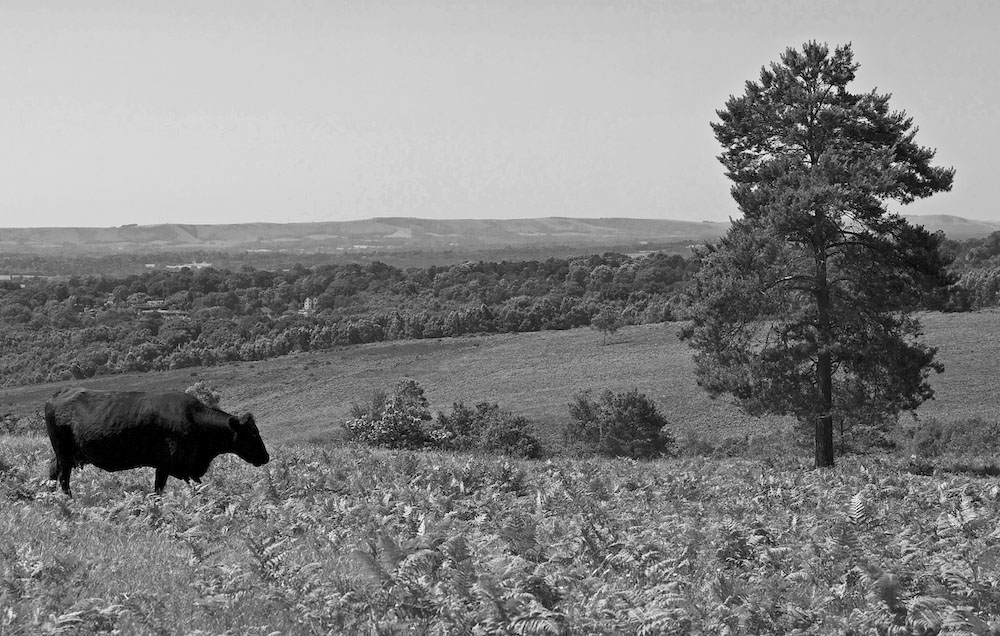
left=240, top=413, right=256, bottom=429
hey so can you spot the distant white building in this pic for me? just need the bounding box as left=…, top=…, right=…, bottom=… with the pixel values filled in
left=165, top=262, right=212, bottom=270
left=298, top=296, right=319, bottom=315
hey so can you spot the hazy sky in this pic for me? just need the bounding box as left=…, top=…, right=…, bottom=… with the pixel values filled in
left=2, top=0, right=997, bottom=228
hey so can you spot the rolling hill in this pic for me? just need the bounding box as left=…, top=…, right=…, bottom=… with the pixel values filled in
left=0, top=217, right=731, bottom=255
left=905, top=214, right=1000, bottom=240
left=1, top=214, right=995, bottom=256
left=3, top=311, right=997, bottom=450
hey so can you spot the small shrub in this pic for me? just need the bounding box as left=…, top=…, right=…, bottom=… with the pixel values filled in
left=901, top=416, right=1000, bottom=458
left=346, top=381, right=543, bottom=457
left=565, top=389, right=674, bottom=459
left=590, top=307, right=623, bottom=344
left=0, top=413, right=45, bottom=436
left=676, top=429, right=719, bottom=457
left=349, top=388, right=388, bottom=420
left=344, top=401, right=430, bottom=450
left=830, top=408, right=900, bottom=455
left=185, top=381, right=222, bottom=408
left=343, top=379, right=432, bottom=450
left=429, top=402, right=479, bottom=452
left=431, top=402, right=543, bottom=459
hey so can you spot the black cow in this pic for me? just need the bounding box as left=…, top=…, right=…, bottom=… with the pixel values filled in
left=45, top=388, right=270, bottom=495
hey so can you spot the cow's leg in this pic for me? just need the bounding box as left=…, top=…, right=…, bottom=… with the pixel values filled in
left=46, top=426, right=75, bottom=496
left=154, top=467, right=168, bottom=495
left=57, top=459, right=72, bottom=496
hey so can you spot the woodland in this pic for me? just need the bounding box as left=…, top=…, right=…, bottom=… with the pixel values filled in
left=0, top=252, right=693, bottom=387
left=1, top=233, right=998, bottom=390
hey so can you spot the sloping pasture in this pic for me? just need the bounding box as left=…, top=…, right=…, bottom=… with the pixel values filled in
left=4, top=311, right=1000, bottom=451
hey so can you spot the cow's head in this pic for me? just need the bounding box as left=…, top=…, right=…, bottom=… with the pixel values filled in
left=230, top=413, right=270, bottom=467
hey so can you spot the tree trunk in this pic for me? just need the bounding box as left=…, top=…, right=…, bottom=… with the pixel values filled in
left=814, top=366, right=836, bottom=468
left=814, top=216, right=836, bottom=468
left=815, top=270, right=836, bottom=467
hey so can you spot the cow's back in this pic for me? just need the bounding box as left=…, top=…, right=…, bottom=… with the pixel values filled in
left=47, top=389, right=197, bottom=472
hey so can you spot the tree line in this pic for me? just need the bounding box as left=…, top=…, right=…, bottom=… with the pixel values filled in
left=1, top=233, right=995, bottom=390
left=937, top=232, right=1000, bottom=310
left=0, top=252, right=694, bottom=387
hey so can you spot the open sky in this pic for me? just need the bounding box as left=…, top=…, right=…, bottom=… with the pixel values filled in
left=2, top=0, right=996, bottom=228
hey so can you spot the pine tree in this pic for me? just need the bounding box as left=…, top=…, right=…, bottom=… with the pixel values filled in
left=682, top=42, right=955, bottom=467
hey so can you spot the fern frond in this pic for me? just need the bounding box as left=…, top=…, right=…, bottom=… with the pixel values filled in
left=442, top=534, right=470, bottom=565
left=350, top=549, right=388, bottom=582
left=937, top=563, right=975, bottom=596
left=941, top=605, right=992, bottom=632
left=377, top=533, right=406, bottom=572
left=957, top=494, right=989, bottom=531
left=905, top=596, right=945, bottom=632
left=849, top=490, right=873, bottom=526
left=398, top=548, right=441, bottom=579
left=510, top=611, right=566, bottom=636
left=830, top=523, right=858, bottom=551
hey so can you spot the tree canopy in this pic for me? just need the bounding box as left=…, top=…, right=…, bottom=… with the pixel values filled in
left=682, top=42, right=955, bottom=467
left=0, top=252, right=693, bottom=387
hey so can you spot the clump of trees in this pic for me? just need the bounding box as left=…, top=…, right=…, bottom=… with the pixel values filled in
left=346, top=381, right=674, bottom=460
left=432, top=402, right=543, bottom=459
left=344, top=379, right=543, bottom=459
left=564, top=389, right=674, bottom=459
left=950, top=264, right=1000, bottom=310
left=0, top=252, right=694, bottom=388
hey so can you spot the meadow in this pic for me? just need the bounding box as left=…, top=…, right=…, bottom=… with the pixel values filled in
left=2, top=321, right=768, bottom=448
left=3, top=312, right=1000, bottom=634
left=9, top=310, right=1000, bottom=448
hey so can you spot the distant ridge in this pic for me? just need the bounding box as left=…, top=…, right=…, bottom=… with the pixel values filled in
left=0, top=214, right=995, bottom=254
left=904, top=214, right=1000, bottom=240
left=0, top=217, right=732, bottom=254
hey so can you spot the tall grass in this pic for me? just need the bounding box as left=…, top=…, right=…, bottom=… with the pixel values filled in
left=3, top=435, right=999, bottom=634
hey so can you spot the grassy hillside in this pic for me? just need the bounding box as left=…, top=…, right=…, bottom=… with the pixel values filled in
left=4, top=311, right=1000, bottom=633
left=4, top=311, right=1000, bottom=451
left=2, top=323, right=757, bottom=448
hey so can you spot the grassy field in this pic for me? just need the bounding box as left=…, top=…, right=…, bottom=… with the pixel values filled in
left=5, top=310, right=1000, bottom=451
left=2, top=438, right=999, bottom=634
left=1, top=322, right=770, bottom=449
left=3, top=312, right=1000, bottom=634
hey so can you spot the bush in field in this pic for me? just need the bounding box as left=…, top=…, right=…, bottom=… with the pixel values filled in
left=345, top=380, right=543, bottom=457
left=431, top=402, right=543, bottom=459
left=184, top=381, right=222, bottom=408
left=901, top=416, right=1000, bottom=458
left=590, top=306, right=622, bottom=344
left=1, top=413, right=44, bottom=435
left=565, top=389, right=674, bottom=459
left=344, top=379, right=432, bottom=450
